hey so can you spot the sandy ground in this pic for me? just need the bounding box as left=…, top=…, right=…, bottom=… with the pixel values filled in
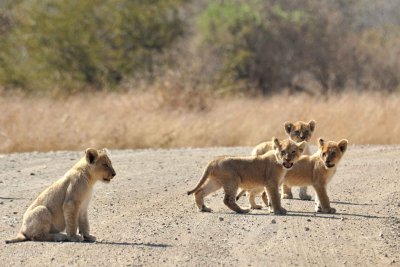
left=0, top=145, right=399, bottom=266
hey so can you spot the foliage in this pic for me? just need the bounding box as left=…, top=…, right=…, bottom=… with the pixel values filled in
left=0, top=0, right=186, bottom=92
left=0, top=0, right=399, bottom=94
left=197, top=0, right=400, bottom=93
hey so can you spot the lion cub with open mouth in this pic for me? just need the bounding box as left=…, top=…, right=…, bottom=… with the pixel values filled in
left=238, top=138, right=348, bottom=213
left=6, top=148, right=116, bottom=243
left=252, top=120, right=316, bottom=200
left=187, top=137, right=305, bottom=214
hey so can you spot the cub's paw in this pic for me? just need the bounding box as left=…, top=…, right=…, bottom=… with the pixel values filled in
left=251, top=204, right=263, bottom=210
left=316, top=206, right=336, bottom=214
left=236, top=208, right=251, bottom=214
left=271, top=207, right=287, bottom=215
left=83, top=234, right=97, bottom=242
left=53, top=233, right=67, bottom=242
left=299, top=194, right=312, bottom=201
left=236, top=193, right=246, bottom=201
left=200, top=205, right=212, bottom=212
left=282, top=193, right=293, bottom=199
left=326, top=207, right=336, bottom=214
left=66, top=234, right=84, bottom=242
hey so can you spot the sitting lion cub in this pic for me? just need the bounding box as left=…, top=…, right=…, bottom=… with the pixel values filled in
left=5, top=148, right=116, bottom=243
left=251, top=120, right=316, bottom=200
left=187, top=137, right=306, bottom=214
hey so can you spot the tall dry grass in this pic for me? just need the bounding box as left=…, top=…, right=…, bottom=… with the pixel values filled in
left=0, top=90, right=399, bottom=153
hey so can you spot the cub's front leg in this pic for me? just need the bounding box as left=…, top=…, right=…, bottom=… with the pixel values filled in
left=63, top=200, right=84, bottom=242
left=313, top=184, right=336, bottom=214
left=265, top=182, right=287, bottom=215
left=79, top=210, right=96, bottom=242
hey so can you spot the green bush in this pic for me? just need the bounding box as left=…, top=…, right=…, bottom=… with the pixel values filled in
left=197, top=0, right=400, bottom=93
left=0, top=0, right=186, bottom=92
left=197, top=1, right=317, bottom=93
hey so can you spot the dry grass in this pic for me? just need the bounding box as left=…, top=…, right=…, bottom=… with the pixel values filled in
left=0, top=90, right=399, bottom=153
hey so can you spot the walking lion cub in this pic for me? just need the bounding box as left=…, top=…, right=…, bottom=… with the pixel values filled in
left=238, top=138, right=348, bottom=213
left=5, top=148, right=116, bottom=243
left=187, top=137, right=306, bottom=214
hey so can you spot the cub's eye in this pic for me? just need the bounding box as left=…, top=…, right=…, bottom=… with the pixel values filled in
left=294, top=131, right=300, bottom=135
left=103, top=163, right=108, bottom=168
left=304, top=131, right=309, bottom=135
left=291, top=150, right=296, bottom=154
left=322, top=153, right=326, bottom=157
left=281, top=151, right=285, bottom=156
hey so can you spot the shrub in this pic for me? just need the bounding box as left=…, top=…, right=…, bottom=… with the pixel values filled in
left=0, top=0, right=186, bottom=92
left=197, top=0, right=400, bottom=93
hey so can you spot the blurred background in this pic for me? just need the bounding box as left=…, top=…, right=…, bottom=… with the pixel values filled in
left=0, top=0, right=399, bottom=153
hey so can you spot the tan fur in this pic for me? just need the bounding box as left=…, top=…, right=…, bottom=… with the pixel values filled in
left=188, top=138, right=306, bottom=214
left=5, top=148, right=116, bottom=243
left=240, top=138, right=347, bottom=213
left=251, top=120, right=315, bottom=156
left=283, top=138, right=348, bottom=213
left=244, top=120, right=315, bottom=206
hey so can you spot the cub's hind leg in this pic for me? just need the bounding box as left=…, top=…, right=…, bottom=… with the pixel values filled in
left=261, top=191, right=270, bottom=207
left=236, top=190, right=247, bottom=201
left=299, top=186, right=312, bottom=200
left=22, top=205, right=55, bottom=242
left=34, top=233, right=67, bottom=242
left=248, top=189, right=263, bottom=209
left=223, top=181, right=250, bottom=214
left=194, top=179, right=221, bottom=212
left=281, top=184, right=293, bottom=199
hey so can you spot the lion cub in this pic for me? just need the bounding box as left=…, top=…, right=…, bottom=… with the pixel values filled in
left=251, top=120, right=316, bottom=201
left=187, top=137, right=306, bottom=214
left=238, top=138, right=347, bottom=213
left=283, top=138, right=348, bottom=213
left=5, top=148, right=116, bottom=243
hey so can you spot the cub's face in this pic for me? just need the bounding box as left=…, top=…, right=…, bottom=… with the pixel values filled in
left=318, top=138, right=348, bottom=169
left=285, top=120, right=316, bottom=143
left=86, top=148, right=116, bottom=183
left=273, top=138, right=306, bottom=169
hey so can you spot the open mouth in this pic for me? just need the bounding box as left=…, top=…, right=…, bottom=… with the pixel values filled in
left=325, top=162, right=335, bottom=168
left=283, top=162, right=293, bottom=169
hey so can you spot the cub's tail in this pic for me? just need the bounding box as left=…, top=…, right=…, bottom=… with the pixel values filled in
left=236, top=190, right=247, bottom=201
left=187, top=165, right=211, bottom=195
left=5, top=232, right=27, bottom=244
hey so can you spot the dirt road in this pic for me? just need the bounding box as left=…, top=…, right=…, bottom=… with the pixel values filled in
left=0, top=145, right=399, bottom=266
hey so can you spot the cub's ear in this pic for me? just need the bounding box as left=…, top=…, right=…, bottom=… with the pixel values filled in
left=338, top=139, right=348, bottom=153
left=284, top=122, right=294, bottom=134
left=308, top=120, right=316, bottom=132
left=318, top=138, right=325, bottom=147
left=272, top=137, right=281, bottom=151
left=85, top=148, right=98, bottom=164
left=298, top=141, right=307, bottom=154
left=101, top=148, right=111, bottom=156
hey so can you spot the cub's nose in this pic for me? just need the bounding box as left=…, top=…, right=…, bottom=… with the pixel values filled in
left=111, top=169, right=116, bottom=177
